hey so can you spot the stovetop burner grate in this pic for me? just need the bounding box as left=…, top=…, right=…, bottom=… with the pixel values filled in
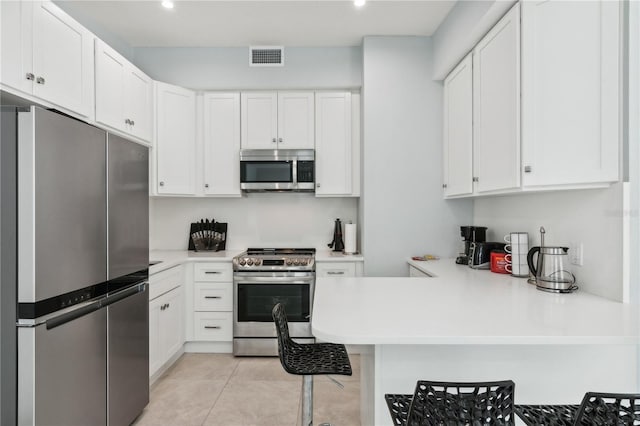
left=246, top=248, right=316, bottom=256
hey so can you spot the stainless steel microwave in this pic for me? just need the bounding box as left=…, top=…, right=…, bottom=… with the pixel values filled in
left=240, top=149, right=315, bottom=192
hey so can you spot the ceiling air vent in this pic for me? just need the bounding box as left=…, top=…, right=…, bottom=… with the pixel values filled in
left=249, top=46, right=284, bottom=67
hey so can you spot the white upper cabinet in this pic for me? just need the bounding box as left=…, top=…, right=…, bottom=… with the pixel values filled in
left=240, top=92, right=278, bottom=149
left=277, top=92, right=315, bottom=149
left=443, top=54, right=474, bottom=198
left=155, top=82, right=196, bottom=195
left=315, top=92, right=353, bottom=196
left=203, top=93, right=242, bottom=197
left=95, top=39, right=153, bottom=143
left=473, top=2, right=520, bottom=194
left=1, top=0, right=94, bottom=118
left=241, top=91, right=314, bottom=149
left=521, top=0, right=620, bottom=187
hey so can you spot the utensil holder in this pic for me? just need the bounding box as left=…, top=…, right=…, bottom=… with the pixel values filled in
left=188, top=221, right=227, bottom=252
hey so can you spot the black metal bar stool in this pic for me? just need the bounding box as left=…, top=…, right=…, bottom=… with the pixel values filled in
left=272, top=303, right=352, bottom=426
left=384, top=380, right=516, bottom=425
left=515, top=392, right=640, bottom=425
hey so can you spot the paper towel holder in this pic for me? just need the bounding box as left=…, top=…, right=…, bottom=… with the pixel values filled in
left=343, top=221, right=357, bottom=254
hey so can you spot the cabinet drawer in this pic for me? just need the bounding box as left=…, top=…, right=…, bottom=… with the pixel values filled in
left=193, top=263, right=232, bottom=282
left=193, top=312, right=233, bottom=342
left=194, top=282, right=233, bottom=312
left=149, top=265, right=182, bottom=300
left=316, top=262, right=356, bottom=277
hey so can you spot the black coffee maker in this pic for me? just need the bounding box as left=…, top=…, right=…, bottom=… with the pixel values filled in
left=456, top=226, right=487, bottom=265
left=328, top=218, right=345, bottom=252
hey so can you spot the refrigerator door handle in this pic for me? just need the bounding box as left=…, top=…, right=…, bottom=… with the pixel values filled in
left=104, top=282, right=148, bottom=307
left=45, top=300, right=103, bottom=330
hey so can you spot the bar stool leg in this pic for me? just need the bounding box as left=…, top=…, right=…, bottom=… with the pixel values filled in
left=301, top=375, right=313, bottom=426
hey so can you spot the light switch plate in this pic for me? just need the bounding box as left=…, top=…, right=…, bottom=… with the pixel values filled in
left=570, top=243, right=583, bottom=266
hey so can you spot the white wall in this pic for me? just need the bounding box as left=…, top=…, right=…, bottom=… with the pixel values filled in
left=150, top=195, right=358, bottom=250
left=361, top=36, right=473, bottom=277
left=133, top=47, right=362, bottom=90
left=474, top=185, right=625, bottom=301
left=431, top=0, right=515, bottom=80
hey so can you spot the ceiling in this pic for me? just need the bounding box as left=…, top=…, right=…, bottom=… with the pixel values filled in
left=56, top=1, right=456, bottom=47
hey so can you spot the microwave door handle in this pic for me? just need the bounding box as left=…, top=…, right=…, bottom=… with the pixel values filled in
left=292, top=159, right=297, bottom=187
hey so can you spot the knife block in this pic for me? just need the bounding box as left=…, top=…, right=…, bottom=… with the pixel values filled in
left=188, top=221, right=227, bottom=252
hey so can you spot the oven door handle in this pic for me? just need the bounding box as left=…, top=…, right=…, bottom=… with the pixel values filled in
left=234, top=276, right=314, bottom=284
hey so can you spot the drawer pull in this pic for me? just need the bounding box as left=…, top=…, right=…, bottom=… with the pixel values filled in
left=205, top=296, right=222, bottom=299
left=204, top=326, right=221, bottom=329
left=205, top=271, right=221, bottom=274
left=327, top=271, right=345, bottom=275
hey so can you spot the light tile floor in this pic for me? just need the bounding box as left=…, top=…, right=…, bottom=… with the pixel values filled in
left=133, top=353, right=361, bottom=426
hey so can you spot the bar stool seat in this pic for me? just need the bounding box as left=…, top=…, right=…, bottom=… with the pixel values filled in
left=384, top=380, right=516, bottom=426
left=515, top=392, right=640, bottom=425
left=272, top=303, right=352, bottom=426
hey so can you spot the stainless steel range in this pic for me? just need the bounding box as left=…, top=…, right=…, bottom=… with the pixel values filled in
left=233, top=248, right=316, bottom=356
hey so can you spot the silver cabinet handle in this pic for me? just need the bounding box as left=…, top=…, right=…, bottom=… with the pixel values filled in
left=204, top=183, right=209, bottom=188
left=442, top=184, right=448, bottom=189
left=472, top=177, right=479, bottom=182
left=159, top=181, right=165, bottom=187
left=25, top=73, right=35, bottom=81
left=204, top=326, right=221, bottom=329
left=36, top=76, right=45, bottom=85
left=130, top=120, right=135, bottom=126
left=327, top=271, right=345, bottom=275
left=125, top=119, right=130, bottom=125
left=279, top=137, right=283, bottom=143
left=524, top=165, right=532, bottom=173
left=205, top=271, right=221, bottom=274
left=316, top=183, right=321, bottom=188
left=272, top=138, right=277, bottom=143
left=205, top=296, right=221, bottom=299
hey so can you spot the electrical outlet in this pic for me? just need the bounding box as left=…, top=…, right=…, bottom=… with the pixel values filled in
left=570, top=243, right=583, bottom=266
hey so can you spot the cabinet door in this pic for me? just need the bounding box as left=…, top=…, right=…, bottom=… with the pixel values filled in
left=155, top=82, right=196, bottom=195
left=32, top=1, right=93, bottom=118
left=473, top=2, right=520, bottom=193
left=315, top=92, right=352, bottom=196
left=0, top=0, right=34, bottom=94
left=316, top=262, right=356, bottom=277
left=148, top=297, right=162, bottom=376
left=125, top=67, right=153, bottom=142
left=95, top=39, right=126, bottom=132
left=203, top=93, right=241, bottom=196
left=161, top=286, right=184, bottom=362
left=241, top=92, right=278, bottom=149
left=521, top=0, right=619, bottom=186
left=278, top=92, right=315, bottom=149
left=443, top=54, right=474, bottom=197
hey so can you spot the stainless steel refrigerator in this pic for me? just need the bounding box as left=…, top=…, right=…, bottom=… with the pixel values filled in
left=0, top=106, right=149, bottom=426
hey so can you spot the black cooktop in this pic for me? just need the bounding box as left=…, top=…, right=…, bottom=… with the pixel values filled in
left=246, top=248, right=316, bottom=256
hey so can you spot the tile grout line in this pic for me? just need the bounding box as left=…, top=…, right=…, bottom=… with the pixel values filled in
left=199, top=355, right=242, bottom=426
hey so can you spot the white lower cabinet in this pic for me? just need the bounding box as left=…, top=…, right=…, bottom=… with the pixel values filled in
left=191, top=262, right=233, bottom=343
left=149, top=266, right=184, bottom=378
left=316, top=261, right=363, bottom=277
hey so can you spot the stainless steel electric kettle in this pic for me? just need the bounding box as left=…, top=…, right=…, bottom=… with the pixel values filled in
left=526, top=227, right=577, bottom=293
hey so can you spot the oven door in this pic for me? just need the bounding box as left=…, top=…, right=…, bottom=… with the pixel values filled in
left=233, top=272, right=314, bottom=338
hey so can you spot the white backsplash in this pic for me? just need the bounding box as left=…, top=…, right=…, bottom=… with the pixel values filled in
left=473, top=183, right=625, bottom=301
left=150, top=195, right=359, bottom=251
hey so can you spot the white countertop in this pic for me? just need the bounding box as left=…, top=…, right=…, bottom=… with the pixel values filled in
left=312, top=258, right=639, bottom=345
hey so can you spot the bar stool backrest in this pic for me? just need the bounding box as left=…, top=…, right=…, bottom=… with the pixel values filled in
left=573, top=392, right=640, bottom=425
left=272, top=303, right=297, bottom=374
left=407, top=380, right=516, bottom=426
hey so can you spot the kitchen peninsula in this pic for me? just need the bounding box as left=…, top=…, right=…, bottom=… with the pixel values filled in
left=312, top=259, right=639, bottom=426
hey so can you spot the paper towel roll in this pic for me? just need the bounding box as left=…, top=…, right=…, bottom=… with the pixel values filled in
left=344, top=223, right=357, bottom=254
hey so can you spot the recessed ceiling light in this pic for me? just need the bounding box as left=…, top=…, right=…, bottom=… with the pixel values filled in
left=161, top=1, right=174, bottom=9
left=354, top=0, right=366, bottom=7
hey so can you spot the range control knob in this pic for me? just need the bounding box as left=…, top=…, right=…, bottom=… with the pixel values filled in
left=285, top=259, right=293, bottom=266
left=246, top=258, right=254, bottom=266
left=293, top=258, right=300, bottom=266
left=255, top=259, right=262, bottom=266
left=300, top=259, right=307, bottom=266
left=239, top=259, right=246, bottom=266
